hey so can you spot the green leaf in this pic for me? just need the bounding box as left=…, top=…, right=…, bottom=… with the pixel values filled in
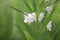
left=7, top=4, right=28, bottom=16
left=22, top=0, right=32, bottom=12
left=48, top=0, right=60, bottom=6
left=39, top=0, right=44, bottom=12
left=23, top=30, right=34, bottom=40
left=50, top=26, right=60, bottom=40
left=40, top=30, right=49, bottom=40
left=32, top=0, right=37, bottom=11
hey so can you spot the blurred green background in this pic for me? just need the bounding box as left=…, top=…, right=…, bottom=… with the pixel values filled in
left=0, top=0, right=60, bottom=40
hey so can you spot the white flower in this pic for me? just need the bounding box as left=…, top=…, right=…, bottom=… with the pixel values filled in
left=38, top=12, right=45, bottom=22
left=47, top=21, right=52, bottom=31
left=24, top=12, right=36, bottom=24
left=46, top=6, right=53, bottom=13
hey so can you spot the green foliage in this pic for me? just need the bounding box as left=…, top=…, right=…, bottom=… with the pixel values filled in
left=0, top=0, right=60, bottom=40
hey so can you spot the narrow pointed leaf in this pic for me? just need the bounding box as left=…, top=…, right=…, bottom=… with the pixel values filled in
left=51, top=26, right=60, bottom=40
left=22, top=0, right=32, bottom=12
left=39, top=0, right=44, bottom=13
left=48, top=0, right=60, bottom=6
left=23, top=30, right=34, bottom=40
left=7, top=4, right=27, bottom=15
left=32, top=0, right=37, bottom=11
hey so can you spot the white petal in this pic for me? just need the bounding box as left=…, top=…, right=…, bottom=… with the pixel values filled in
left=32, top=12, right=36, bottom=16
left=47, top=21, right=52, bottom=31
left=32, top=12, right=36, bottom=21
left=38, top=12, right=45, bottom=21
left=28, top=13, right=32, bottom=17
left=24, top=19, right=28, bottom=23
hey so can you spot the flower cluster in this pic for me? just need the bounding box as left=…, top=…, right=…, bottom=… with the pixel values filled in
left=24, top=12, right=45, bottom=24
left=24, top=5, right=53, bottom=24
left=24, top=0, right=53, bottom=31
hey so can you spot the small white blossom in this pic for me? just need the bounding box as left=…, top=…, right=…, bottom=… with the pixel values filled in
left=38, top=12, right=45, bottom=22
left=47, top=21, right=52, bottom=31
left=46, top=6, right=53, bottom=13
left=24, top=12, right=36, bottom=24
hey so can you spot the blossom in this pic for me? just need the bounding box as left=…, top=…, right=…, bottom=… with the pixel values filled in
left=47, top=21, right=52, bottom=31
left=46, top=6, right=53, bottom=13
left=38, top=12, right=45, bottom=22
left=24, top=12, right=36, bottom=24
